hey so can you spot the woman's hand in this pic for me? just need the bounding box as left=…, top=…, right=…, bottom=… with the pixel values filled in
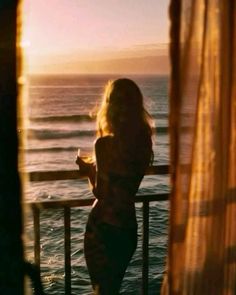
left=75, top=156, right=92, bottom=175
left=76, top=156, right=96, bottom=190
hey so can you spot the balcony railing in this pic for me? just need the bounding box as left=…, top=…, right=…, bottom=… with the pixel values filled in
left=26, top=165, right=169, bottom=295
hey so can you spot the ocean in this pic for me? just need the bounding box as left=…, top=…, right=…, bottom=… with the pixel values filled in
left=23, top=74, right=170, bottom=294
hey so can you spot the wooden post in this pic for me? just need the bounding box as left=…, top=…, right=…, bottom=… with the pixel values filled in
left=0, top=0, right=24, bottom=293
left=64, top=206, right=71, bottom=294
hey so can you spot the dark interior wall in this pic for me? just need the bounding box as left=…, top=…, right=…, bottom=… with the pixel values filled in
left=0, top=0, right=24, bottom=293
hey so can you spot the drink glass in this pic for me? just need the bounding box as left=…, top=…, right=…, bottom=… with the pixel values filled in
left=77, top=148, right=94, bottom=164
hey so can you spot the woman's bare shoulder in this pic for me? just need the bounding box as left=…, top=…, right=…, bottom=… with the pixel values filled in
left=94, top=136, right=115, bottom=171
left=95, top=136, right=113, bottom=150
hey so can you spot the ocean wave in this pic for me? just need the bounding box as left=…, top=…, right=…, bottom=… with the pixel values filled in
left=30, top=113, right=168, bottom=123
left=29, top=85, right=103, bottom=89
left=152, top=113, right=168, bottom=119
left=27, top=126, right=168, bottom=140
left=25, top=146, right=78, bottom=153
left=155, top=126, right=168, bottom=133
left=27, top=129, right=96, bottom=140
left=30, top=114, right=95, bottom=123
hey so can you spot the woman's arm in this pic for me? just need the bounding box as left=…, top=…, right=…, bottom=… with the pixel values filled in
left=76, top=137, right=110, bottom=198
left=87, top=163, right=96, bottom=191
left=91, top=137, right=111, bottom=198
left=75, top=156, right=96, bottom=189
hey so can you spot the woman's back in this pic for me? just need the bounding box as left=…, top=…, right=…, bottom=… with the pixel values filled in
left=90, top=135, right=150, bottom=228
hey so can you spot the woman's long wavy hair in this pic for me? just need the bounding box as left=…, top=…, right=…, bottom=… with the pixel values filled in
left=96, top=78, right=154, bottom=166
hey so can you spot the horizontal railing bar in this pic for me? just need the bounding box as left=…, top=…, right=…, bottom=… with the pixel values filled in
left=29, top=170, right=82, bottom=182
left=28, top=198, right=93, bottom=209
left=136, top=194, right=169, bottom=202
left=27, top=165, right=169, bottom=182
left=26, top=193, right=169, bottom=210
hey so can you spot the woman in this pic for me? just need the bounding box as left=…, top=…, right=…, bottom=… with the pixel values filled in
left=76, top=78, right=153, bottom=294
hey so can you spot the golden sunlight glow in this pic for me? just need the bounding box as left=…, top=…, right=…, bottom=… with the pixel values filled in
left=22, top=0, right=169, bottom=74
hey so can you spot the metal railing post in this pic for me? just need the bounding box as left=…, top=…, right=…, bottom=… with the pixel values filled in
left=142, top=200, right=149, bottom=295
left=64, top=206, right=71, bottom=294
left=32, top=205, right=41, bottom=270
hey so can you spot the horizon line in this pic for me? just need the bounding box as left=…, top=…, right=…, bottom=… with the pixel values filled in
left=27, top=72, right=170, bottom=76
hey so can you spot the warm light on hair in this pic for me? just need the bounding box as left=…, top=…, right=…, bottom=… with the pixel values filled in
left=96, top=78, right=153, bottom=138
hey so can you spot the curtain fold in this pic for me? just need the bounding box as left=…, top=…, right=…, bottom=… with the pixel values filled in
left=162, top=0, right=236, bottom=294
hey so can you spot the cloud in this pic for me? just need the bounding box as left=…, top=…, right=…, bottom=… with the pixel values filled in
left=130, top=43, right=168, bottom=49
left=29, top=55, right=169, bottom=75
left=117, top=43, right=168, bottom=58
left=27, top=43, right=169, bottom=74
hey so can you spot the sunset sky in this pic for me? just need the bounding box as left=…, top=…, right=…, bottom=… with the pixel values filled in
left=23, top=0, right=170, bottom=74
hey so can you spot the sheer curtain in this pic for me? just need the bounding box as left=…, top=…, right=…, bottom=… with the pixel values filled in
left=162, top=0, right=236, bottom=294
